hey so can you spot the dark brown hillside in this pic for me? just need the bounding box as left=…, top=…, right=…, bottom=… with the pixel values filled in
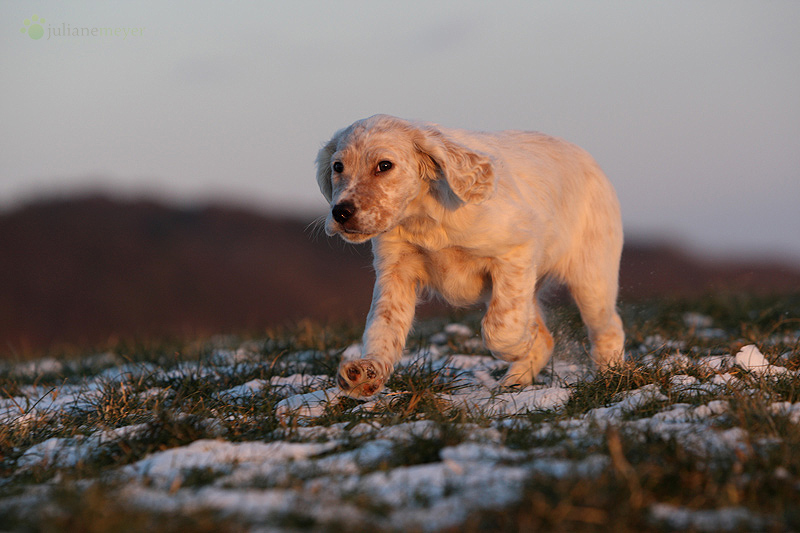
left=1, top=196, right=799, bottom=353
left=0, top=196, right=374, bottom=352
left=619, top=242, right=800, bottom=299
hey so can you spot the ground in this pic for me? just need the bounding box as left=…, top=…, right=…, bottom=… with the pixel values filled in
left=1, top=294, right=800, bottom=532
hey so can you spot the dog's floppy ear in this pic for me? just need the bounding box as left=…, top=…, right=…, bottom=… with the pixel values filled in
left=315, top=133, right=341, bottom=202
left=414, top=127, right=495, bottom=205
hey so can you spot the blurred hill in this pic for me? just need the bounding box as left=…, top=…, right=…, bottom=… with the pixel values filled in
left=2, top=196, right=799, bottom=353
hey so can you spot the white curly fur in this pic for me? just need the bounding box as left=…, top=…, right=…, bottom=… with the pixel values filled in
left=316, top=114, right=625, bottom=397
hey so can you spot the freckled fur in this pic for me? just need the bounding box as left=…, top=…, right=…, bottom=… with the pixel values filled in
left=316, top=114, right=625, bottom=397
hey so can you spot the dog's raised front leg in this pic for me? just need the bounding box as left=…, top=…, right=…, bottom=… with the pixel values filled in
left=481, top=249, right=554, bottom=387
left=337, top=241, right=424, bottom=398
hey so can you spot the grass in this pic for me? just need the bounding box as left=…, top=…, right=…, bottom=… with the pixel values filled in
left=1, top=292, right=800, bottom=531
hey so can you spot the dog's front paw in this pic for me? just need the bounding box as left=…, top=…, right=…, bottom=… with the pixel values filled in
left=337, top=359, right=387, bottom=398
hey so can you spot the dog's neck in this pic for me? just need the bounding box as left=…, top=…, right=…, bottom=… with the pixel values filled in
left=391, top=216, right=448, bottom=251
left=389, top=182, right=467, bottom=251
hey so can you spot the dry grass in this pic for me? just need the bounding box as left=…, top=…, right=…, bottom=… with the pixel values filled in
left=1, top=293, right=800, bottom=531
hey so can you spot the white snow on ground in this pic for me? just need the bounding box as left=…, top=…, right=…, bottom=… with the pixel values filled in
left=735, top=344, right=789, bottom=376
left=2, top=319, right=799, bottom=533
left=649, top=503, right=769, bottom=532
left=586, top=383, right=669, bottom=421
left=218, top=374, right=332, bottom=405
left=274, top=386, right=344, bottom=418
left=124, top=439, right=340, bottom=488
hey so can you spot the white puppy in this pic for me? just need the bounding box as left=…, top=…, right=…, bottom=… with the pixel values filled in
left=316, top=114, right=624, bottom=397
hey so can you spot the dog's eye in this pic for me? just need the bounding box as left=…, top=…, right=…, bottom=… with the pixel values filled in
left=332, top=161, right=344, bottom=173
left=377, top=161, right=393, bottom=173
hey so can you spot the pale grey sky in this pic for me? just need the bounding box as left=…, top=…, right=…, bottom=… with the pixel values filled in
left=2, top=1, right=799, bottom=261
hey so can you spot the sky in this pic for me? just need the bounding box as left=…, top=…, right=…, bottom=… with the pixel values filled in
left=2, top=1, right=799, bottom=262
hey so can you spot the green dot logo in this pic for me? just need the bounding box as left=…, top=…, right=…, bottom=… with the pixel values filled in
left=20, top=15, right=45, bottom=40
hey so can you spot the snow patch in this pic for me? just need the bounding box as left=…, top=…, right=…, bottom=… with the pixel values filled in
left=650, top=503, right=767, bottom=531
left=124, top=439, right=339, bottom=486
left=274, top=386, right=344, bottom=418
left=588, top=384, right=668, bottom=420
left=735, top=344, right=788, bottom=376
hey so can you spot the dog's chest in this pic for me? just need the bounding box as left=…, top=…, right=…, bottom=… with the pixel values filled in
left=423, top=247, right=492, bottom=307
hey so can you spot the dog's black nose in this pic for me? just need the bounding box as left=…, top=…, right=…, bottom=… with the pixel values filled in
left=332, top=201, right=356, bottom=224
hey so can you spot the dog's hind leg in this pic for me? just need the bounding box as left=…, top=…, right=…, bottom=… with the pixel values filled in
left=564, top=233, right=625, bottom=370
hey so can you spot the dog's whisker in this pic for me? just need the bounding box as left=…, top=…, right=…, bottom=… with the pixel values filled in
left=305, top=216, right=328, bottom=242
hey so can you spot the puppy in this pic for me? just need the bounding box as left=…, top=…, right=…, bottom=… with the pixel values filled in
left=316, top=114, right=624, bottom=398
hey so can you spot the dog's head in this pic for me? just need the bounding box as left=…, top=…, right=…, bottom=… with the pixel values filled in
left=315, top=114, right=495, bottom=243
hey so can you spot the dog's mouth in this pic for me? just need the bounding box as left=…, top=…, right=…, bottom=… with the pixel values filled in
left=337, top=228, right=378, bottom=243
left=325, top=215, right=382, bottom=243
